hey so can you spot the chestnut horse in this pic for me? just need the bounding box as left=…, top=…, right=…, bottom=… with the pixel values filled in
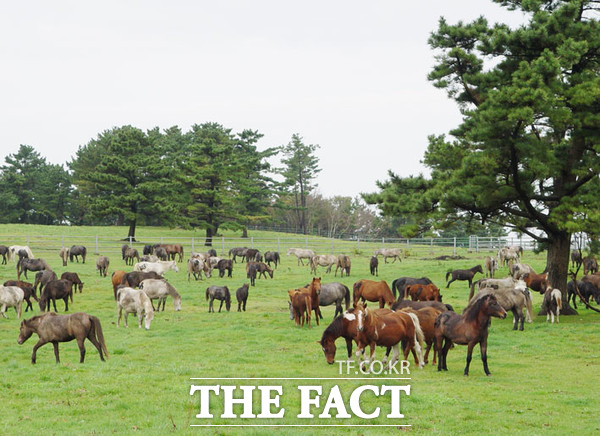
left=353, top=279, right=395, bottom=308
left=399, top=306, right=443, bottom=365
left=405, top=283, right=441, bottom=302
left=435, top=293, right=507, bottom=376
left=297, top=277, right=322, bottom=325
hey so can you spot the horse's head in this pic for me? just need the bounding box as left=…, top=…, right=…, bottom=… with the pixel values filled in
left=312, top=277, right=322, bottom=295
left=484, top=294, right=507, bottom=319
left=17, top=318, right=35, bottom=344
left=352, top=303, right=367, bottom=332
left=319, top=337, right=337, bottom=364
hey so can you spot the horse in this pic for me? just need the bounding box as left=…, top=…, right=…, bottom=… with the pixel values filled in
left=236, top=283, right=250, bottom=311
left=245, top=249, right=262, bottom=263
left=229, top=247, right=248, bottom=263
left=369, top=256, right=378, bottom=276
left=187, top=258, right=211, bottom=281
left=567, top=280, right=600, bottom=309
left=297, top=277, right=322, bottom=325
left=497, top=246, right=520, bottom=267
left=445, top=265, right=483, bottom=288
left=392, top=299, right=453, bottom=313
left=206, top=286, right=231, bottom=312
left=335, top=254, right=351, bottom=277
left=59, top=247, right=70, bottom=266
left=96, top=256, right=110, bottom=277
left=315, top=282, right=350, bottom=319
left=0, top=245, right=8, bottom=264
left=399, top=306, right=443, bottom=365
left=124, top=248, right=140, bottom=266
left=468, top=280, right=532, bottom=331
left=60, top=272, right=84, bottom=294
left=405, top=283, right=442, bottom=302
left=216, top=259, right=233, bottom=278
left=3, top=280, right=37, bottom=312
left=69, top=245, right=87, bottom=263
left=139, top=278, right=181, bottom=311
left=246, top=262, right=273, bottom=286
left=571, top=249, right=583, bottom=269
left=286, top=248, right=315, bottom=266
left=353, top=302, right=424, bottom=369
left=509, top=262, right=536, bottom=280
left=154, top=247, right=168, bottom=261
left=17, top=258, right=51, bottom=280
left=391, top=277, right=433, bottom=300
left=122, top=244, right=131, bottom=259
left=310, top=254, right=337, bottom=274
left=544, top=288, right=562, bottom=324
left=264, top=251, right=280, bottom=268
left=484, top=256, right=498, bottom=278
left=521, top=272, right=549, bottom=294
left=120, top=271, right=163, bottom=289
left=583, top=257, right=599, bottom=275
left=353, top=279, right=395, bottom=308
left=288, top=289, right=312, bottom=328
left=111, top=270, right=127, bottom=299
left=373, top=247, right=402, bottom=263
left=157, top=244, right=184, bottom=262
left=116, top=287, right=154, bottom=330
left=435, top=293, right=507, bottom=376
left=0, top=285, right=24, bottom=318
left=134, top=260, right=179, bottom=276
left=33, top=270, right=58, bottom=295
left=8, top=245, right=34, bottom=262
left=39, top=279, right=73, bottom=312
left=18, top=312, right=109, bottom=364
left=142, top=244, right=153, bottom=255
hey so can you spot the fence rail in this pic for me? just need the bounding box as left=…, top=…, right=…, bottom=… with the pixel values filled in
left=0, top=233, right=539, bottom=260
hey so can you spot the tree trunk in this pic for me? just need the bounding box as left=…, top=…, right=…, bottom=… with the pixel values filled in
left=127, top=219, right=137, bottom=242
left=539, top=230, right=577, bottom=316
left=242, top=228, right=248, bottom=238
left=205, top=227, right=214, bottom=247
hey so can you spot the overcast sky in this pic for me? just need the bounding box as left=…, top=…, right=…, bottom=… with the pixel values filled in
left=0, top=1, right=526, bottom=198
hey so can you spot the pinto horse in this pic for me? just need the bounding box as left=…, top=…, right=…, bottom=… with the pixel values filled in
left=445, top=265, right=483, bottom=288
left=353, top=279, right=395, bottom=308
left=435, top=293, right=507, bottom=376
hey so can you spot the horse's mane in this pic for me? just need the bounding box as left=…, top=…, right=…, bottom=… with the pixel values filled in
left=165, top=281, right=180, bottom=297
left=463, top=294, right=492, bottom=322
left=321, top=316, right=344, bottom=341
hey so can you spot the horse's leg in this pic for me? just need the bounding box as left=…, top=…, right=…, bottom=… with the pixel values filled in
left=439, top=339, right=452, bottom=372
left=446, top=278, right=454, bottom=288
left=124, top=312, right=129, bottom=328
left=52, top=298, right=58, bottom=312
left=423, top=341, right=432, bottom=364
left=218, top=299, right=224, bottom=313
left=77, top=337, right=86, bottom=363
left=318, top=306, right=324, bottom=320
left=480, top=337, right=491, bottom=376
left=383, top=346, right=392, bottom=365
left=518, top=307, right=524, bottom=331
left=137, top=310, right=143, bottom=328
left=87, top=329, right=105, bottom=361
left=31, top=338, right=48, bottom=364
left=345, top=337, right=353, bottom=361
left=64, top=297, right=69, bottom=312
left=379, top=298, right=385, bottom=309
left=52, top=341, right=61, bottom=363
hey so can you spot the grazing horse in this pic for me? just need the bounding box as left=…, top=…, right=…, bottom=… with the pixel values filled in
left=0, top=285, right=24, bottom=318
left=316, top=282, right=350, bottom=319
left=544, top=288, right=562, bottom=324
left=0, top=245, right=8, bottom=264
left=405, top=283, right=442, bottom=302
left=286, top=248, right=315, bottom=266
left=33, top=270, right=58, bottom=295
left=435, top=294, right=507, bottom=376
left=310, top=254, right=337, bottom=274
left=353, top=280, right=395, bottom=308
left=39, top=279, right=73, bottom=312
left=229, top=247, right=248, bottom=263
left=374, top=248, right=402, bottom=263
left=116, top=287, right=154, bottom=330
left=353, top=302, right=424, bottom=368
left=4, top=280, right=37, bottom=312
left=246, top=262, right=273, bottom=286
left=139, top=278, right=181, bottom=311
left=468, top=280, right=532, bottom=331
left=288, top=289, right=312, bottom=328
left=69, top=245, right=87, bottom=263
left=187, top=258, right=211, bottom=281
left=391, top=277, right=433, bottom=300
left=124, top=248, right=140, bottom=266
left=484, top=256, right=498, bottom=278
left=154, top=247, right=168, bottom=261
left=134, top=260, right=179, bottom=276
left=245, top=249, right=262, bottom=263
left=509, top=262, right=536, bottom=280
left=60, top=272, right=84, bottom=294
left=369, top=256, right=378, bottom=276
left=392, top=299, right=453, bottom=313
left=236, top=283, right=250, bottom=311
left=445, top=265, right=483, bottom=288
left=96, top=256, right=110, bottom=277
left=567, top=280, right=600, bottom=309
left=264, top=251, right=280, bottom=268
left=18, top=312, right=109, bottom=364
left=206, top=286, right=231, bottom=312
left=583, top=257, right=599, bottom=275
left=17, top=258, right=51, bottom=280
left=216, top=259, right=233, bottom=278
left=335, top=255, right=351, bottom=277
left=59, top=247, right=69, bottom=266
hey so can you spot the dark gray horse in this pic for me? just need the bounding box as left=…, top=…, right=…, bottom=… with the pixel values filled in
left=236, top=283, right=250, bottom=312
left=70, top=245, right=87, bottom=263
left=17, top=258, right=51, bottom=280
left=228, top=247, right=248, bottom=263
left=206, top=286, right=231, bottom=312
left=314, top=282, right=350, bottom=319
left=0, top=245, right=8, bottom=264
left=264, top=251, right=280, bottom=268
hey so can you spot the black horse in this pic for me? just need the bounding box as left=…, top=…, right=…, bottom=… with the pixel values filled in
left=39, top=279, right=73, bottom=312
left=236, top=284, right=250, bottom=311
left=445, top=265, right=484, bottom=289
left=206, top=286, right=231, bottom=312
left=391, top=277, right=433, bottom=300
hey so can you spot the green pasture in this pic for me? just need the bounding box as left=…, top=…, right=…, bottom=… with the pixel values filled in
left=0, top=225, right=599, bottom=435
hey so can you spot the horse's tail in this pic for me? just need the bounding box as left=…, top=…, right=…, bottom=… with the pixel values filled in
left=91, top=315, right=109, bottom=359
left=352, top=281, right=362, bottom=305
left=468, top=280, right=479, bottom=301
left=445, top=271, right=451, bottom=281
left=406, top=312, right=425, bottom=369
left=554, top=289, right=562, bottom=316
left=205, top=287, right=210, bottom=301
left=391, top=280, right=398, bottom=299
left=524, top=289, right=533, bottom=323
left=343, top=284, right=350, bottom=309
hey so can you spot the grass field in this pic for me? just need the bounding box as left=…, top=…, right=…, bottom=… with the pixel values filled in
left=0, top=225, right=599, bottom=435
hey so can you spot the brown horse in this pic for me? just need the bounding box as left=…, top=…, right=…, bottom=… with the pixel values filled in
left=111, top=270, right=127, bottom=299
left=445, top=265, right=483, bottom=288
left=288, top=289, right=312, bottom=328
left=405, top=283, right=441, bottom=302
left=435, top=293, right=507, bottom=376
left=399, top=306, right=443, bottom=365
left=521, top=272, right=548, bottom=294
left=297, top=277, right=322, bottom=325
left=353, top=279, right=395, bottom=308
left=17, top=312, right=109, bottom=364
left=353, top=302, right=424, bottom=368
left=39, top=279, right=73, bottom=312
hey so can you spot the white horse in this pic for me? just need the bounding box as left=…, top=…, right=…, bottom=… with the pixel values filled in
left=116, top=287, right=154, bottom=330
left=0, top=285, right=25, bottom=318
left=287, top=248, right=315, bottom=266
left=139, top=278, right=181, bottom=311
left=8, top=245, right=34, bottom=262
left=133, top=260, right=179, bottom=276
left=310, top=254, right=337, bottom=274
left=374, top=248, right=403, bottom=263
left=497, top=246, right=520, bottom=267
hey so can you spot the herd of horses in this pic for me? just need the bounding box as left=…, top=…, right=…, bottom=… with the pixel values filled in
left=1, top=240, right=597, bottom=377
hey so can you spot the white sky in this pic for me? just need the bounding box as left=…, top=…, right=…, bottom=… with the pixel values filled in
left=0, top=1, right=526, bottom=198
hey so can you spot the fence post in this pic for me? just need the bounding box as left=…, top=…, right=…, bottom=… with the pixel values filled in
left=430, top=238, right=433, bottom=255
left=382, top=237, right=385, bottom=248
left=277, top=237, right=280, bottom=252
left=96, top=236, right=99, bottom=255
left=191, top=237, right=195, bottom=253
left=453, top=237, right=457, bottom=255
left=357, top=237, right=360, bottom=252
left=62, top=235, right=65, bottom=248
left=222, top=237, right=225, bottom=254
